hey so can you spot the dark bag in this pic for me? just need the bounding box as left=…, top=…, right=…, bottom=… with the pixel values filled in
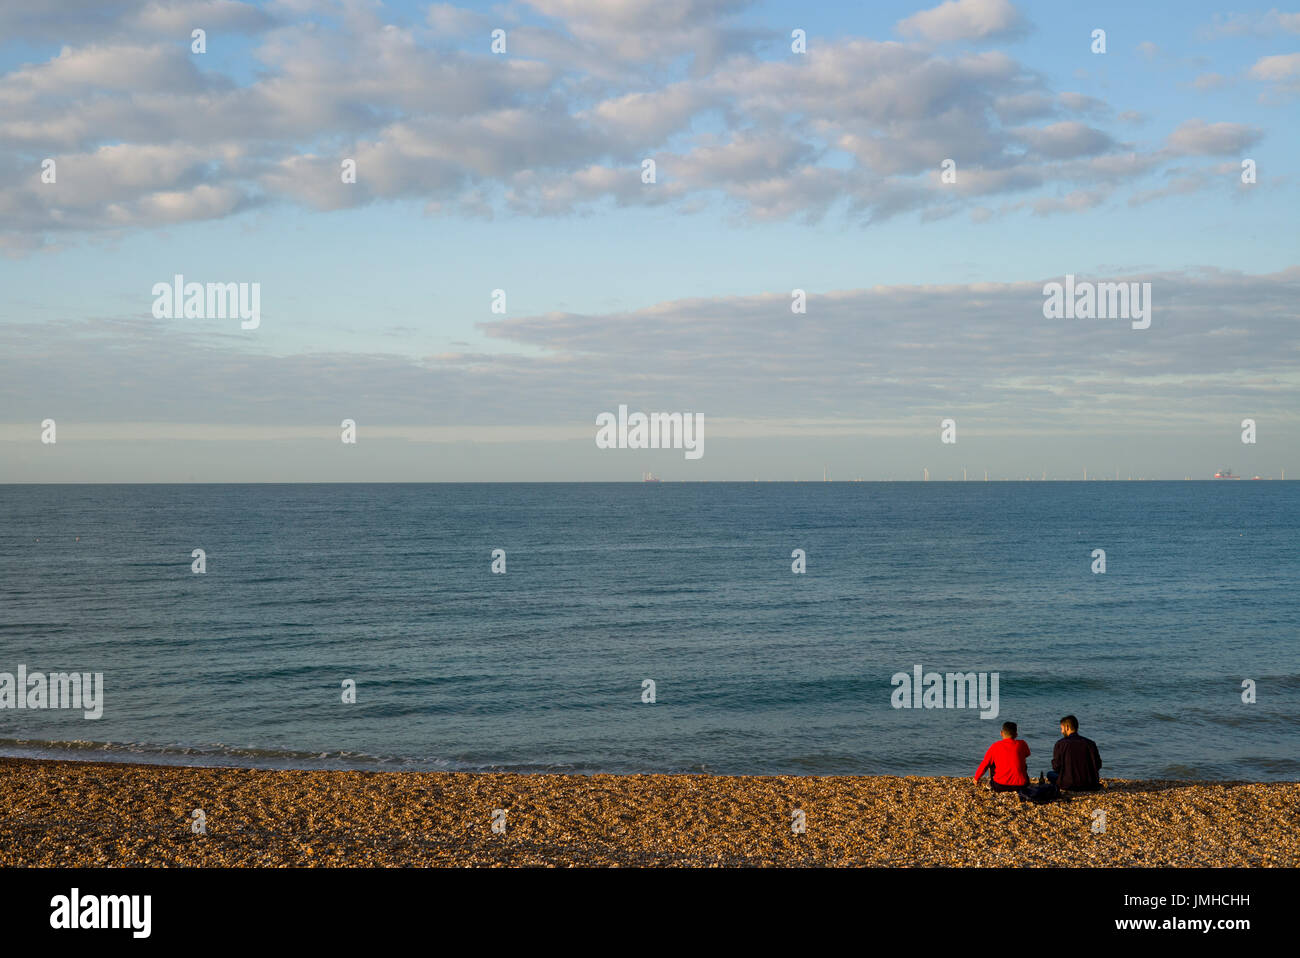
left=1017, top=782, right=1060, bottom=804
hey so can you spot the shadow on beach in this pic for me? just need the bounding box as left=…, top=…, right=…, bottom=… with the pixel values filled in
left=1094, top=779, right=1258, bottom=796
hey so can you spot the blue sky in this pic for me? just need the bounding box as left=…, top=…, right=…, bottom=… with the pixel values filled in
left=0, top=0, right=1296, bottom=480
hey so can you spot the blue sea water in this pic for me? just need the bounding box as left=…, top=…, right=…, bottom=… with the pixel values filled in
left=0, top=482, right=1296, bottom=780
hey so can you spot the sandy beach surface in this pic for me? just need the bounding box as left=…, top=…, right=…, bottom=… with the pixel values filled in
left=1, top=757, right=1295, bottom=867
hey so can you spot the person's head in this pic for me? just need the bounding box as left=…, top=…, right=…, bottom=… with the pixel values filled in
left=1001, top=721, right=1017, bottom=740
left=1060, top=715, right=1079, bottom=736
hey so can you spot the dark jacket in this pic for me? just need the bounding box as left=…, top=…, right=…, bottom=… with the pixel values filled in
left=1052, top=732, right=1102, bottom=790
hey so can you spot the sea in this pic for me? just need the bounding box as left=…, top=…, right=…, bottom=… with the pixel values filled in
left=1, top=482, right=1296, bottom=780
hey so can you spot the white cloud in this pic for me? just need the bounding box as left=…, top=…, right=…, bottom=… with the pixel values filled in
left=1203, top=9, right=1300, bottom=38
left=896, top=0, right=1028, bottom=44
left=3, top=43, right=209, bottom=97
left=129, top=0, right=275, bottom=34
left=4, top=268, right=1296, bottom=431
left=0, top=1, right=1273, bottom=246
left=1249, top=52, right=1300, bottom=80
left=523, top=0, right=754, bottom=64
left=1166, top=119, right=1263, bottom=155
left=1057, top=92, right=1110, bottom=116
left=1012, top=121, right=1114, bottom=159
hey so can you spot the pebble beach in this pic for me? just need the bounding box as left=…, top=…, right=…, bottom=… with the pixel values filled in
left=1, top=757, right=1294, bottom=867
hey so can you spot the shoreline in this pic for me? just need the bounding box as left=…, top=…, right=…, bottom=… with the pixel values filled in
left=2, top=757, right=1296, bottom=867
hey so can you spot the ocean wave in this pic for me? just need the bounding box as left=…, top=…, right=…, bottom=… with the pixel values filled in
left=0, top=738, right=621, bottom=775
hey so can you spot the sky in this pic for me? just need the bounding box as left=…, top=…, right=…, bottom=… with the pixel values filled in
left=0, top=0, right=1297, bottom=481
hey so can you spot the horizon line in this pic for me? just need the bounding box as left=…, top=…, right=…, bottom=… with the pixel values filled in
left=1, top=479, right=1293, bottom=486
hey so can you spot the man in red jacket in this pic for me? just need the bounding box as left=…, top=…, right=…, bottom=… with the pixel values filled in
left=974, top=721, right=1031, bottom=792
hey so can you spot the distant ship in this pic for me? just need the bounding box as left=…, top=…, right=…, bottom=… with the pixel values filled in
left=642, top=472, right=662, bottom=483
left=1213, top=469, right=1240, bottom=479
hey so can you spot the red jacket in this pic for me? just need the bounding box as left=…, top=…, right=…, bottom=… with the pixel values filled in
left=975, top=737, right=1030, bottom=786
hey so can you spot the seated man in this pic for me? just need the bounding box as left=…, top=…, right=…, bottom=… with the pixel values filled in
left=974, top=721, right=1031, bottom=792
left=1048, top=715, right=1103, bottom=791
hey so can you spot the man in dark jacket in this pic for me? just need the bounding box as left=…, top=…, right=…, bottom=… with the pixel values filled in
left=1048, top=715, right=1103, bottom=791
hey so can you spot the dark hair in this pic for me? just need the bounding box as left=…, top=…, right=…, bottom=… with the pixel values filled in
left=1002, top=721, right=1017, bottom=738
left=1060, top=715, right=1079, bottom=733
